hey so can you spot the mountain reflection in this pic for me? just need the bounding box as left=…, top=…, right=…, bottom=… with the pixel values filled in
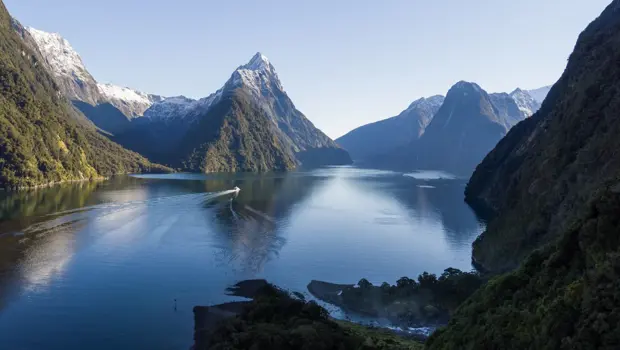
left=356, top=175, right=483, bottom=251
left=205, top=175, right=321, bottom=273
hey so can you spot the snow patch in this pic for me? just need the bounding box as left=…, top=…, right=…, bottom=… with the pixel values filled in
left=97, top=84, right=152, bottom=104
left=26, top=27, right=90, bottom=81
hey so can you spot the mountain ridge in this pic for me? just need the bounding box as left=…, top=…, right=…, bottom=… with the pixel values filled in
left=0, top=3, right=168, bottom=189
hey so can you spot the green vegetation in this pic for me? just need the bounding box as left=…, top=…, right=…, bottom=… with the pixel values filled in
left=181, top=90, right=298, bottom=173
left=427, top=183, right=620, bottom=349
left=309, top=269, right=483, bottom=329
left=200, top=283, right=423, bottom=350
left=465, top=0, right=620, bottom=273
left=0, top=2, right=168, bottom=189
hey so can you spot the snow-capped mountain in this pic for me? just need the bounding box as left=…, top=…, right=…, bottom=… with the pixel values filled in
left=141, top=52, right=342, bottom=153
left=143, top=96, right=197, bottom=121
left=97, top=83, right=163, bottom=118
left=526, top=85, right=552, bottom=104
left=113, top=52, right=351, bottom=171
left=510, top=88, right=541, bottom=117
left=489, top=88, right=541, bottom=129
left=24, top=26, right=161, bottom=120
left=26, top=26, right=101, bottom=105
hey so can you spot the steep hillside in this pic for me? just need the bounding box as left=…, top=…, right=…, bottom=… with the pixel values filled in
left=465, top=0, right=620, bottom=273
left=426, top=6, right=620, bottom=345
left=180, top=89, right=297, bottom=172
left=223, top=53, right=350, bottom=166
left=336, top=96, right=444, bottom=161
left=427, top=181, right=620, bottom=350
left=0, top=2, right=167, bottom=189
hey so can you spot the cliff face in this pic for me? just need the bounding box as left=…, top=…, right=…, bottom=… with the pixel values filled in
left=465, top=0, right=620, bottom=273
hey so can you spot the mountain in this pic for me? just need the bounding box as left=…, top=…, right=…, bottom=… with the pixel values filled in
left=510, top=88, right=541, bottom=117
left=366, top=81, right=509, bottom=176
left=0, top=3, right=167, bottom=189
left=413, top=81, right=509, bottom=175
left=488, top=88, right=541, bottom=129
left=113, top=53, right=351, bottom=171
left=427, top=3, right=620, bottom=348
left=338, top=86, right=540, bottom=167
left=526, top=85, right=552, bottom=104
left=336, top=95, right=444, bottom=161
left=24, top=26, right=162, bottom=133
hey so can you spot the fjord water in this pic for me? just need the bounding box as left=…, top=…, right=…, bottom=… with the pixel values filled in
left=0, top=167, right=482, bottom=349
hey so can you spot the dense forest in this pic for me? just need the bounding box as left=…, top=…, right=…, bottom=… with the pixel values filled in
left=0, top=2, right=167, bottom=189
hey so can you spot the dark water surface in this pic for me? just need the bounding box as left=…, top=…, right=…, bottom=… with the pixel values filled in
left=0, top=167, right=483, bottom=349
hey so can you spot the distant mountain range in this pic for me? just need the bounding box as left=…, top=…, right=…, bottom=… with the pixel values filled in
left=24, top=28, right=351, bottom=171
left=337, top=81, right=550, bottom=176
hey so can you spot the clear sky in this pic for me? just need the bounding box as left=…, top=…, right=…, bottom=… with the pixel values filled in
left=5, top=0, right=611, bottom=138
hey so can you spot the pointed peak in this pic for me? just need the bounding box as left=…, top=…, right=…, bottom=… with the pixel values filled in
left=241, top=52, right=271, bottom=71
left=511, top=87, right=526, bottom=95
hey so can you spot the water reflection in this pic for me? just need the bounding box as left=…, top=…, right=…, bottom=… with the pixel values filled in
left=343, top=174, right=483, bottom=258
left=206, top=175, right=321, bottom=273
left=0, top=169, right=483, bottom=349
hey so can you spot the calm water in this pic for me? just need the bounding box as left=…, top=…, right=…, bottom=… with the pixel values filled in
left=0, top=167, right=483, bottom=349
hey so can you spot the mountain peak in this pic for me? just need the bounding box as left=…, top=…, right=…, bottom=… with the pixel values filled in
left=241, top=52, right=272, bottom=71
left=229, top=52, right=282, bottom=93
left=447, top=81, right=484, bottom=98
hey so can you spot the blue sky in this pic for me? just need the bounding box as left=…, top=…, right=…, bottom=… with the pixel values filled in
left=6, top=0, right=611, bottom=138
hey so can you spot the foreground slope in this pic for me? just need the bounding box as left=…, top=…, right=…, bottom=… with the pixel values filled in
left=0, top=1, right=166, bottom=189
left=428, top=182, right=620, bottom=350
left=465, top=0, right=620, bottom=273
